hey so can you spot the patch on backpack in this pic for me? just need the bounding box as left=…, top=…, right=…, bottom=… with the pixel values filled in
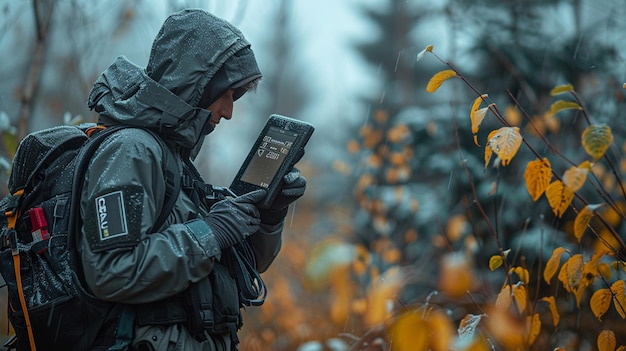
left=85, top=185, right=143, bottom=252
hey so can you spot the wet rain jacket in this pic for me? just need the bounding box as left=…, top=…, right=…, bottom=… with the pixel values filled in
left=81, top=9, right=278, bottom=350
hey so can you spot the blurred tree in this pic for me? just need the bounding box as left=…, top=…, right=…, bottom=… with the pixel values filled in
left=355, top=1, right=422, bottom=107
left=336, top=0, right=453, bottom=312
left=332, top=0, right=626, bottom=341
left=0, top=0, right=146, bottom=193
left=253, top=1, right=308, bottom=121
left=347, top=0, right=462, bottom=265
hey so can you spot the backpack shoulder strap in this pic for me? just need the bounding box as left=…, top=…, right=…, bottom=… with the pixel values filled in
left=69, top=126, right=123, bottom=247
left=69, top=126, right=181, bottom=247
left=144, top=129, right=181, bottom=232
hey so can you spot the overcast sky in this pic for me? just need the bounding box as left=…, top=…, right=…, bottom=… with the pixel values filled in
left=0, top=0, right=384, bottom=185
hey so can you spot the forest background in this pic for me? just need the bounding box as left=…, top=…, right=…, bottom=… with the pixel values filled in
left=1, top=0, right=626, bottom=350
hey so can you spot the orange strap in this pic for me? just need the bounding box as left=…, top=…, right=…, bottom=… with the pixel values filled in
left=85, top=125, right=106, bottom=137
left=12, top=252, right=36, bottom=350
left=6, top=189, right=37, bottom=351
left=5, top=189, right=23, bottom=232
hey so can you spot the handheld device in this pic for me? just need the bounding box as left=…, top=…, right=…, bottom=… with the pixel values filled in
left=230, top=114, right=314, bottom=208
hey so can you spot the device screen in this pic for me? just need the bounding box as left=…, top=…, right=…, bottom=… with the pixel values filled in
left=240, top=126, right=298, bottom=188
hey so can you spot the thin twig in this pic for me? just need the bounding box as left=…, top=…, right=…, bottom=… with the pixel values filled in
left=17, top=0, right=55, bottom=139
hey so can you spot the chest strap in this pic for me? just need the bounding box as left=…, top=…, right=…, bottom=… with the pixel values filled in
left=135, top=294, right=187, bottom=326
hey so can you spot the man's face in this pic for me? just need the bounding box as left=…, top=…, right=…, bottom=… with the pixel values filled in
left=207, top=89, right=234, bottom=129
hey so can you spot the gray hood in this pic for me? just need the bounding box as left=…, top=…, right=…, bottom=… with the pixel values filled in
left=87, top=9, right=262, bottom=150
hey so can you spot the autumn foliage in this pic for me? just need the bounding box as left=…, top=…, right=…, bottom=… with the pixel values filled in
left=380, top=46, right=626, bottom=350
left=237, top=46, right=626, bottom=350
left=393, top=47, right=626, bottom=350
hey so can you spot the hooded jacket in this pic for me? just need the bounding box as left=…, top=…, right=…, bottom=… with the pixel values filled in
left=88, top=9, right=262, bottom=152
left=80, top=9, right=278, bottom=350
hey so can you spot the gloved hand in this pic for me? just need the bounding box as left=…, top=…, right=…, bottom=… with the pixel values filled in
left=204, top=189, right=266, bottom=249
left=260, top=168, right=307, bottom=225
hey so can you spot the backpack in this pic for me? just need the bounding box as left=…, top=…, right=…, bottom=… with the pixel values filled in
left=0, top=124, right=180, bottom=351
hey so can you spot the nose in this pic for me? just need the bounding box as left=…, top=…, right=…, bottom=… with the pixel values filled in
left=208, top=89, right=235, bottom=123
left=221, top=91, right=234, bottom=120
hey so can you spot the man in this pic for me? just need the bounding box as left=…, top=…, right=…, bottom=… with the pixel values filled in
left=81, top=8, right=305, bottom=350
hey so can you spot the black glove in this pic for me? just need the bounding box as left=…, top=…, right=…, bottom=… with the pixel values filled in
left=204, top=189, right=266, bottom=249
left=260, top=168, right=307, bottom=225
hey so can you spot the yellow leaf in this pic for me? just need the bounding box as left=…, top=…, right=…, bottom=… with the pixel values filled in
left=364, top=266, right=403, bottom=326
left=487, top=127, right=523, bottom=167
left=558, top=254, right=584, bottom=303
left=511, top=266, right=530, bottom=284
left=471, top=104, right=491, bottom=146
left=546, top=180, right=574, bottom=218
left=582, top=251, right=605, bottom=284
left=496, top=283, right=526, bottom=313
left=504, top=105, right=522, bottom=126
left=590, top=288, right=612, bottom=321
left=524, top=158, right=552, bottom=201
left=599, top=263, right=612, bottom=280
left=416, top=45, right=434, bottom=62
left=544, top=247, right=566, bottom=284
left=579, top=159, right=592, bottom=170
left=513, top=284, right=527, bottom=313
left=610, top=280, right=626, bottom=319
left=559, top=254, right=590, bottom=307
left=473, top=106, right=493, bottom=133
left=526, top=313, right=541, bottom=345
left=597, top=330, right=616, bottom=351
left=582, top=124, right=614, bottom=160
left=329, top=265, right=356, bottom=324
left=496, top=285, right=512, bottom=310
left=563, top=161, right=591, bottom=192
left=574, top=276, right=592, bottom=308
left=603, top=202, right=625, bottom=227
left=541, top=296, right=560, bottom=327
left=426, top=69, right=457, bottom=93
left=470, top=95, right=487, bottom=134
left=550, top=84, right=574, bottom=96
left=485, top=306, right=525, bottom=349
left=548, top=100, right=582, bottom=115
left=617, top=346, right=626, bottom=351
left=388, top=311, right=429, bottom=351
left=489, top=255, right=503, bottom=271
left=439, top=252, right=474, bottom=298
left=483, top=129, right=498, bottom=169
left=427, top=309, right=455, bottom=351
left=574, top=204, right=603, bottom=242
